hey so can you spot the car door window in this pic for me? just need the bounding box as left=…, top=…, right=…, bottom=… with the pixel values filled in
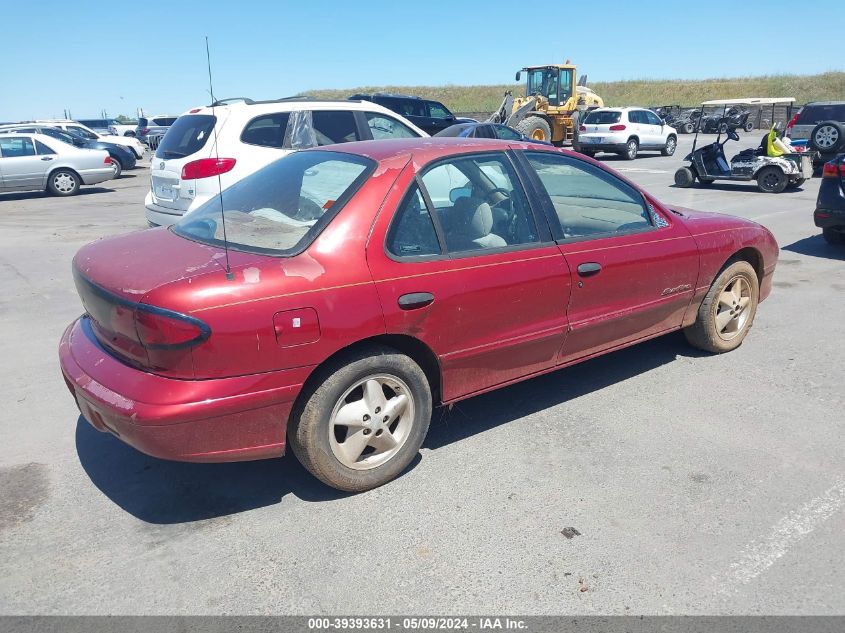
left=427, top=102, right=451, bottom=120
left=645, top=111, right=663, bottom=126
left=493, top=125, right=522, bottom=140
left=421, top=153, right=538, bottom=253
left=525, top=151, right=652, bottom=239
left=364, top=113, right=419, bottom=139
left=311, top=111, right=361, bottom=145
left=386, top=184, right=442, bottom=258
left=0, top=137, right=36, bottom=157
left=241, top=113, right=290, bottom=148
left=35, top=140, right=55, bottom=155
left=68, top=125, right=97, bottom=140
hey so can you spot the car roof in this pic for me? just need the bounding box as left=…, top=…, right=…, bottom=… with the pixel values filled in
left=311, top=136, right=556, bottom=163
left=803, top=101, right=845, bottom=107
left=184, top=98, right=400, bottom=116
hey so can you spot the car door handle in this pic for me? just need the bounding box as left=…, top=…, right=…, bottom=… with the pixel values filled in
left=398, top=292, right=434, bottom=310
left=40, top=156, right=54, bottom=161
left=577, top=262, right=602, bottom=277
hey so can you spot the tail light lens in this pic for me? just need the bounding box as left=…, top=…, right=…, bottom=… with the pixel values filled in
left=609, top=124, right=626, bottom=131
left=822, top=163, right=845, bottom=178
left=134, top=308, right=210, bottom=349
left=786, top=113, right=799, bottom=130
left=139, top=127, right=150, bottom=135
left=579, top=125, right=586, bottom=132
left=181, top=158, right=236, bottom=180
left=103, top=156, right=112, bottom=164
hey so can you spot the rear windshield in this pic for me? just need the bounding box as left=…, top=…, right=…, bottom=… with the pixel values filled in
left=584, top=111, right=622, bottom=124
left=172, top=150, right=375, bottom=256
left=796, top=104, right=845, bottom=125
left=153, top=117, right=178, bottom=126
left=435, top=124, right=471, bottom=137
left=138, top=117, right=148, bottom=127
left=155, top=115, right=216, bottom=159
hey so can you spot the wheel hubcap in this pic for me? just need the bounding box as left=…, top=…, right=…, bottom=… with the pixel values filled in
left=531, top=129, right=545, bottom=141
left=667, top=139, right=676, bottom=153
left=815, top=126, right=838, bottom=149
left=329, top=374, right=415, bottom=470
left=628, top=143, right=636, bottom=157
left=715, top=276, right=751, bottom=340
left=53, top=173, right=74, bottom=193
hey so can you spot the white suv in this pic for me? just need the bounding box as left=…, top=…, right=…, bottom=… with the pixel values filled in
left=574, top=107, right=677, bottom=160
left=145, top=98, right=427, bottom=226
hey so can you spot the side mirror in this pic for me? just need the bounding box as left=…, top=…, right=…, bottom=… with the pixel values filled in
left=449, top=186, right=471, bottom=204
left=515, top=71, right=521, bottom=82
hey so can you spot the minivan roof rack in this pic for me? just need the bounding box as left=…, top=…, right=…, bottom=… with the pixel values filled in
left=209, top=97, right=255, bottom=106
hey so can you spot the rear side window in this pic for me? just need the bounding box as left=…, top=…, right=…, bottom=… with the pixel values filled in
left=35, top=140, right=55, bottom=155
left=387, top=185, right=441, bottom=257
left=241, top=113, right=291, bottom=148
left=155, top=115, right=216, bottom=159
left=583, top=111, right=621, bottom=125
left=796, top=104, right=845, bottom=124
left=0, top=137, right=35, bottom=157
left=526, top=151, right=651, bottom=239
left=173, top=151, right=375, bottom=256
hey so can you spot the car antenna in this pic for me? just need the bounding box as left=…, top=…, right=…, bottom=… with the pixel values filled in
left=205, top=36, right=234, bottom=281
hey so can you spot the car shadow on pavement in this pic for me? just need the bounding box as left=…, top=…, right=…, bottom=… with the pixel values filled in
left=424, top=331, right=703, bottom=450
left=75, top=331, right=697, bottom=524
left=0, top=188, right=115, bottom=201
left=782, top=234, right=845, bottom=260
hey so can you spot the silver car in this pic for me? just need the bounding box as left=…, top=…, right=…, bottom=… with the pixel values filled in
left=0, top=133, right=114, bottom=196
left=136, top=115, right=178, bottom=145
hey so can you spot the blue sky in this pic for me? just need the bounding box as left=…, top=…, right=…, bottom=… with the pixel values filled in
left=0, top=0, right=840, bottom=121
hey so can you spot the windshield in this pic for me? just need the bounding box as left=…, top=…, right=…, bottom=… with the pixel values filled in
left=525, top=67, right=572, bottom=107
left=584, top=111, right=622, bottom=125
left=155, top=115, right=216, bottom=159
left=173, top=150, right=375, bottom=256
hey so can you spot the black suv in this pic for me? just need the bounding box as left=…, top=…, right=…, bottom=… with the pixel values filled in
left=349, top=93, right=464, bottom=135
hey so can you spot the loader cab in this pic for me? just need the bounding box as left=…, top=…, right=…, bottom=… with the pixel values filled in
left=517, top=66, right=574, bottom=108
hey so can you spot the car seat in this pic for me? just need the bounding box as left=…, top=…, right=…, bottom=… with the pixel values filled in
left=452, top=197, right=507, bottom=250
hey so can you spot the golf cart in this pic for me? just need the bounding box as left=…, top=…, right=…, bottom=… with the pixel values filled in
left=674, top=98, right=814, bottom=193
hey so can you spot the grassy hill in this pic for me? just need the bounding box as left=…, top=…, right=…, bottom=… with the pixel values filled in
left=305, top=72, right=844, bottom=113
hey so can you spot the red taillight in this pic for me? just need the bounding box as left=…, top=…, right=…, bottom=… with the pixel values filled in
left=134, top=308, right=210, bottom=349
left=786, top=113, right=799, bottom=130
left=103, top=156, right=112, bottom=164
left=181, top=158, right=237, bottom=180
left=822, top=163, right=845, bottom=178
left=609, top=124, right=626, bottom=131
left=189, top=108, right=201, bottom=113
left=579, top=125, right=586, bottom=132
left=139, top=128, right=150, bottom=135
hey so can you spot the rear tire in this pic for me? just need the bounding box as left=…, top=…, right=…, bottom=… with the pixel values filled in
left=623, top=138, right=638, bottom=160
left=823, top=228, right=844, bottom=244
left=756, top=166, right=788, bottom=193
left=674, top=167, right=694, bottom=187
left=684, top=260, right=759, bottom=354
left=109, top=157, right=122, bottom=179
left=288, top=345, right=432, bottom=492
left=515, top=116, right=552, bottom=143
left=47, top=169, right=80, bottom=196
left=662, top=135, right=677, bottom=156
left=744, top=121, right=754, bottom=132
left=683, top=122, right=694, bottom=134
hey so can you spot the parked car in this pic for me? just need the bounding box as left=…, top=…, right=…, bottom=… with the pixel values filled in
left=434, top=121, right=549, bottom=143
left=145, top=97, right=426, bottom=227
left=136, top=115, right=178, bottom=144
left=0, top=124, right=136, bottom=178
left=60, top=137, right=778, bottom=492
left=786, top=101, right=845, bottom=164
left=77, top=118, right=121, bottom=135
left=814, top=153, right=845, bottom=244
left=0, top=133, right=113, bottom=196
left=108, top=122, right=139, bottom=137
left=34, top=120, right=145, bottom=159
left=573, top=107, right=678, bottom=159
left=349, top=93, right=470, bottom=135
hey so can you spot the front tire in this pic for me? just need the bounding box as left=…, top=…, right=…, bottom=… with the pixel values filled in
left=756, top=166, right=788, bottom=193
left=683, top=122, right=694, bottom=134
left=674, top=167, right=694, bottom=187
left=515, top=116, right=552, bottom=143
left=289, top=346, right=432, bottom=492
left=662, top=135, right=677, bottom=156
left=823, top=228, right=844, bottom=244
left=47, top=169, right=80, bottom=196
left=684, top=260, right=759, bottom=354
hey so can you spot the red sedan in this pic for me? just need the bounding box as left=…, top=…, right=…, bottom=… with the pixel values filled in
left=60, top=138, right=778, bottom=491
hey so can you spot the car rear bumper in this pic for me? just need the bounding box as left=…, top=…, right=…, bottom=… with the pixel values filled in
left=79, top=167, right=116, bottom=185
left=144, top=192, right=195, bottom=226
left=59, top=317, right=312, bottom=462
left=574, top=139, right=628, bottom=153
left=814, top=208, right=845, bottom=229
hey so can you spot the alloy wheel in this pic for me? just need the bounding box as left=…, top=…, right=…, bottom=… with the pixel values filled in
left=329, top=374, right=415, bottom=470
left=814, top=125, right=839, bottom=150
left=715, top=276, right=751, bottom=340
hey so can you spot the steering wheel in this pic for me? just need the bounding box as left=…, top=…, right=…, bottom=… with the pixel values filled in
left=486, top=187, right=512, bottom=203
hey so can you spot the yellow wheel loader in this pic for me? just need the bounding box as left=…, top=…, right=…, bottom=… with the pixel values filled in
left=488, top=63, right=604, bottom=145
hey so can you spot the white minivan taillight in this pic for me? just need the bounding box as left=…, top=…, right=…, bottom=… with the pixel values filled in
left=181, top=158, right=236, bottom=179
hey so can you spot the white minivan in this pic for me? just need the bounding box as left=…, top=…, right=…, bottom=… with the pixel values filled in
left=574, top=107, right=678, bottom=160
left=145, top=98, right=428, bottom=227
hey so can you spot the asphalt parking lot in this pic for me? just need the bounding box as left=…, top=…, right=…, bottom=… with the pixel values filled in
left=1, top=134, right=842, bottom=615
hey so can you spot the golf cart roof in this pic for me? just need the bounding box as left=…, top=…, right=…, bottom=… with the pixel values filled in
left=700, top=97, right=795, bottom=106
